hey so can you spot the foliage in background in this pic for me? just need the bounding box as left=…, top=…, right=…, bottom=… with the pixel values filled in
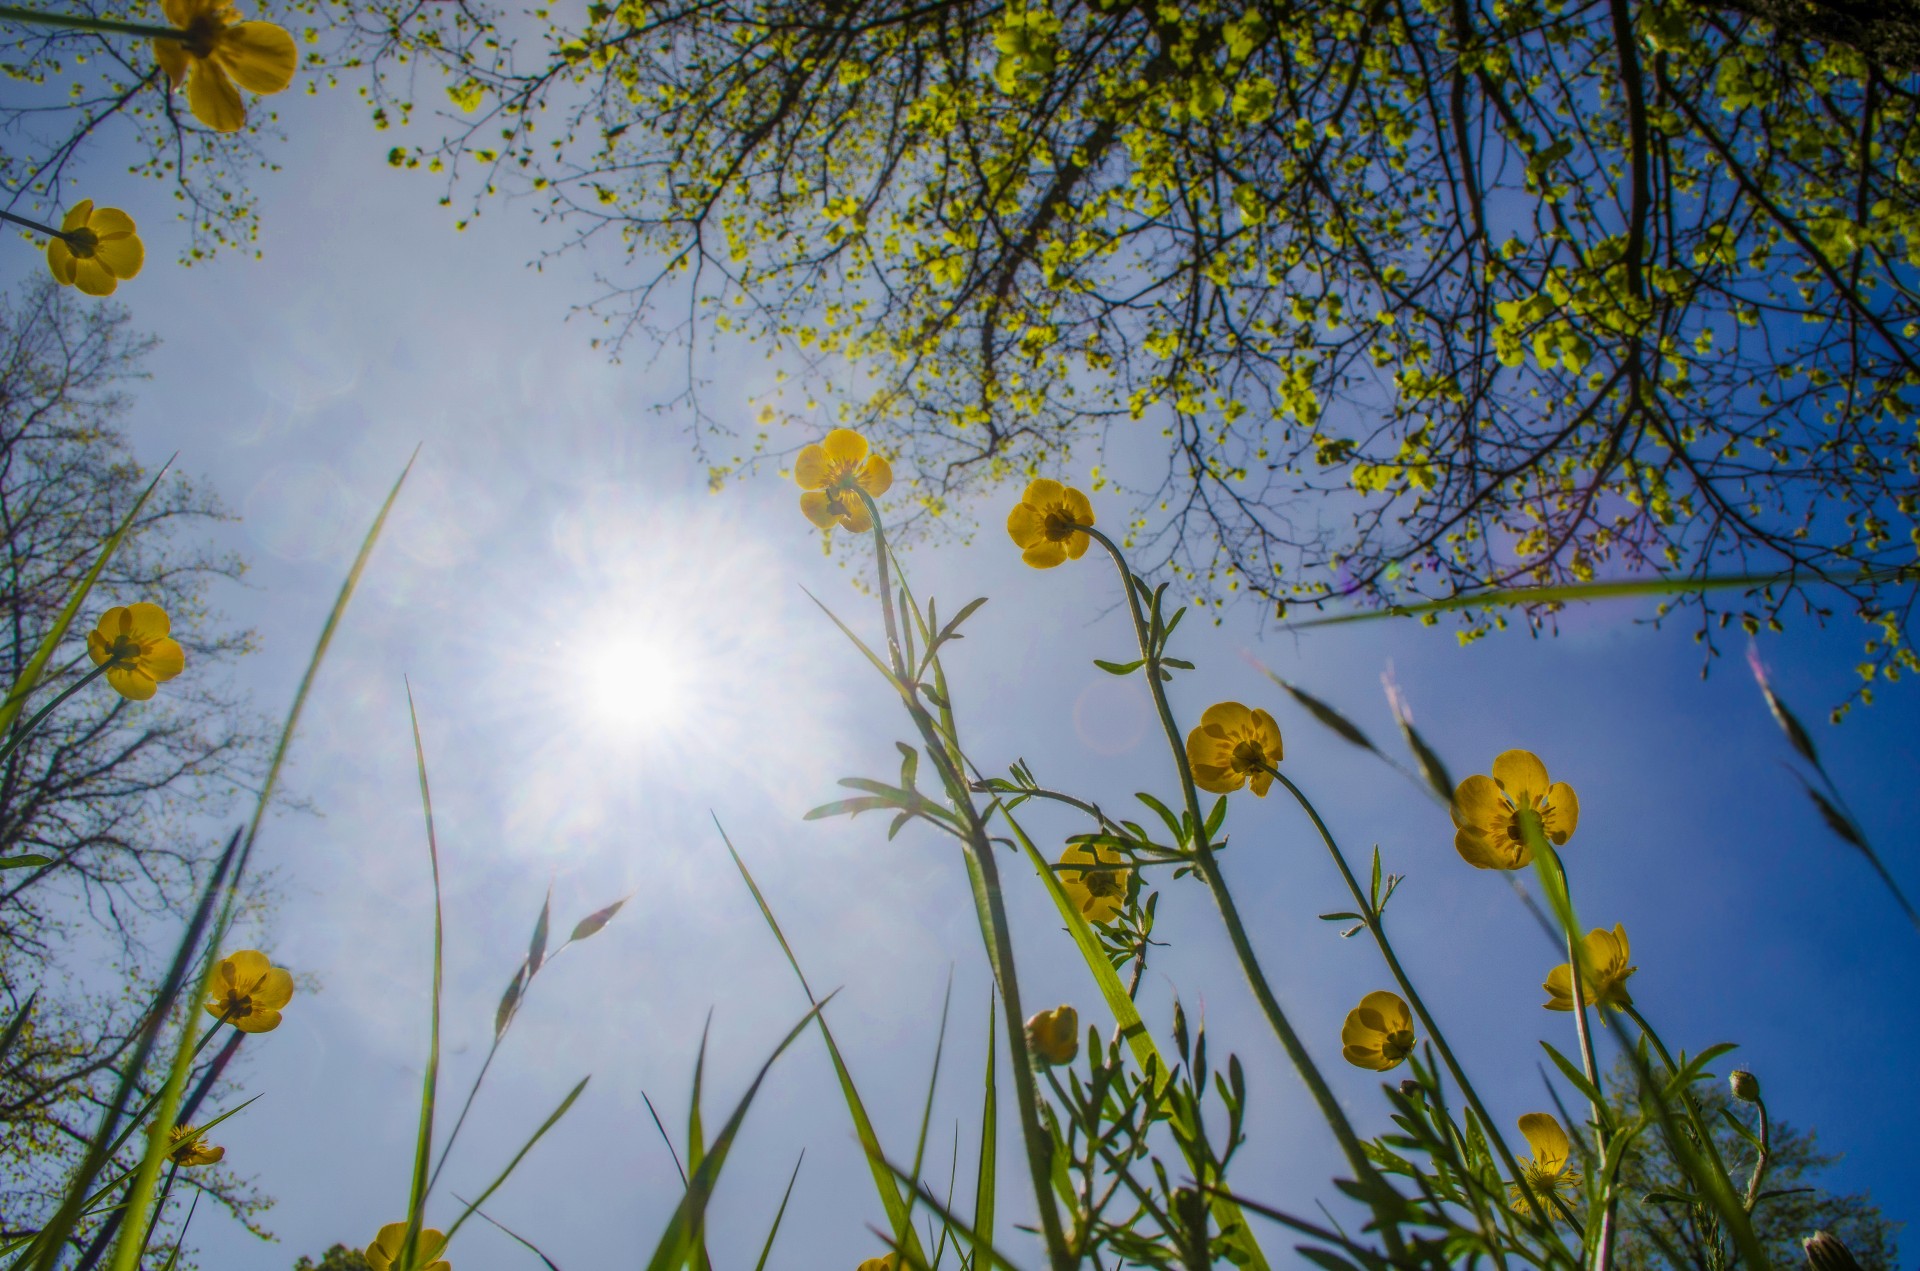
left=341, top=0, right=1920, bottom=706
left=0, top=280, right=267, bottom=1249
left=1605, top=1058, right=1901, bottom=1271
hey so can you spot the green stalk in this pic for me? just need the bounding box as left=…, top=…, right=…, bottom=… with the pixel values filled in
left=855, top=491, right=1071, bottom=1271
left=0, top=6, right=185, bottom=40
left=1264, top=764, right=1556, bottom=1245
left=0, top=664, right=107, bottom=767
left=1083, top=528, right=1409, bottom=1260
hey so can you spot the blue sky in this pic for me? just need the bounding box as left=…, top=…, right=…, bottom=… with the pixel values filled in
left=6, top=68, right=1917, bottom=1271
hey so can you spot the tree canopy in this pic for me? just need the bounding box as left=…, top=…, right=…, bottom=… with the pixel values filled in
left=340, top=0, right=1920, bottom=699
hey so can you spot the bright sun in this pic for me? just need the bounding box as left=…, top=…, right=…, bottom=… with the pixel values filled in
left=568, top=632, right=691, bottom=743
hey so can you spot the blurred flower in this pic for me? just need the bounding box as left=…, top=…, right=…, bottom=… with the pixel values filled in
left=163, top=1124, right=224, bottom=1167
left=1025, top=1004, right=1079, bottom=1066
left=46, top=201, right=144, bottom=297
left=366, top=1223, right=451, bottom=1271
left=795, top=428, right=892, bottom=532
left=1005, top=478, right=1093, bottom=568
left=204, top=950, right=293, bottom=1032
left=87, top=602, right=185, bottom=700
left=1542, top=924, right=1636, bottom=1011
left=1340, top=991, right=1415, bottom=1071
left=1803, top=1231, right=1865, bottom=1271
left=855, top=1258, right=899, bottom=1271
left=1509, top=1112, right=1582, bottom=1214
left=1451, top=749, right=1579, bottom=870
left=153, top=0, right=297, bottom=133
left=1730, top=1069, right=1761, bottom=1103
left=1057, top=841, right=1129, bottom=924
left=1186, top=702, right=1284, bottom=795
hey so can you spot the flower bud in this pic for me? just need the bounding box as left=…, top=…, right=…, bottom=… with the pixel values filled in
left=1399, top=1079, right=1423, bottom=1100
left=1803, top=1231, right=1864, bottom=1271
left=1730, top=1069, right=1761, bottom=1103
left=1025, top=1004, right=1079, bottom=1067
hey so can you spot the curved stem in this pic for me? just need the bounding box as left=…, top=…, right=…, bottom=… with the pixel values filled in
left=1263, top=764, right=1555, bottom=1241
left=855, top=492, right=1072, bottom=1271
left=0, top=662, right=108, bottom=767
left=0, top=6, right=185, bottom=41
left=1082, top=526, right=1409, bottom=1262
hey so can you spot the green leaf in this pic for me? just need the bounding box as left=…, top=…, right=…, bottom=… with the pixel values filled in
left=0, top=855, right=50, bottom=870
left=973, top=992, right=997, bottom=1260
left=1094, top=658, right=1144, bottom=675
left=752, top=1154, right=805, bottom=1271
left=495, top=963, right=526, bottom=1041
left=527, top=887, right=552, bottom=980
left=720, top=829, right=928, bottom=1269
left=569, top=896, right=629, bottom=942
left=441, top=1076, right=589, bottom=1247
left=1256, top=666, right=1380, bottom=754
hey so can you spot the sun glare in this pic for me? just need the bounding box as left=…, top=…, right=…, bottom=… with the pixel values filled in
left=567, top=631, right=691, bottom=742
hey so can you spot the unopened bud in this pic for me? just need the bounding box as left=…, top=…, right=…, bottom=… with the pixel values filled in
left=1803, top=1231, right=1864, bottom=1271
left=1730, top=1069, right=1761, bottom=1103
left=1399, top=1079, right=1422, bottom=1100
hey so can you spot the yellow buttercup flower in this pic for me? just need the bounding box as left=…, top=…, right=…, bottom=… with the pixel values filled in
left=795, top=428, right=893, bottom=533
left=366, top=1223, right=451, bottom=1271
left=1340, top=990, right=1415, bottom=1071
left=163, top=1124, right=225, bottom=1167
left=1057, top=841, right=1129, bottom=925
left=1509, top=1112, right=1582, bottom=1214
left=1450, top=749, right=1579, bottom=870
left=1025, top=1004, right=1079, bottom=1066
left=204, top=950, right=294, bottom=1033
left=855, top=1258, right=899, bottom=1271
left=1542, top=924, right=1636, bottom=1011
left=1185, top=702, right=1284, bottom=796
left=86, top=603, right=186, bottom=701
left=46, top=201, right=144, bottom=297
left=153, top=0, right=297, bottom=133
left=1005, top=477, right=1094, bottom=568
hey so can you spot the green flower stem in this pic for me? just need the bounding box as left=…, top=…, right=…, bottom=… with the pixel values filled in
left=1083, top=527, right=1410, bottom=1263
left=857, top=492, right=1073, bottom=1271
left=0, top=6, right=185, bottom=41
left=0, top=662, right=108, bottom=769
left=0, top=208, right=72, bottom=240
left=1261, top=763, right=1557, bottom=1239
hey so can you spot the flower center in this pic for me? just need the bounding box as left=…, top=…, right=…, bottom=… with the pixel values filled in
left=65, top=228, right=100, bottom=260
left=1041, top=504, right=1077, bottom=542
left=1382, top=1028, right=1415, bottom=1062
left=181, top=13, right=223, bottom=57
left=103, top=633, right=142, bottom=664
left=222, top=990, right=253, bottom=1019
left=1230, top=738, right=1268, bottom=773
left=824, top=459, right=862, bottom=491
left=1083, top=869, right=1123, bottom=900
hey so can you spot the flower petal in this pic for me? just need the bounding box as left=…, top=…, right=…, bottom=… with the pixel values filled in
left=232, top=1007, right=282, bottom=1032
left=93, top=231, right=144, bottom=280
left=793, top=443, right=831, bottom=490
left=104, top=665, right=156, bottom=699
left=46, top=236, right=77, bottom=286
left=1540, top=963, right=1576, bottom=1010
left=858, top=452, right=892, bottom=497
left=799, top=490, right=837, bottom=528
left=248, top=965, right=294, bottom=1010
left=142, top=638, right=186, bottom=682
left=1491, top=749, right=1551, bottom=806
left=838, top=499, right=873, bottom=533
left=1021, top=539, right=1068, bottom=569
left=1541, top=781, right=1579, bottom=844
left=1357, top=990, right=1410, bottom=1032
left=1021, top=477, right=1064, bottom=508
left=1455, top=825, right=1524, bottom=870
left=187, top=61, right=248, bottom=131
left=1517, top=1112, right=1569, bottom=1170
left=1199, top=701, right=1254, bottom=736
left=820, top=428, right=868, bottom=465
left=222, top=949, right=273, bottom=992
left=75, top=259, right=117, bottom=296
left=1007, top=502, right=1045, bottom=549
left=154, top=35, right=190, bottom=86
left=125, top=601, right=172, bottom=641
left=61, top=201, right=94, bottom=233
left=216, top=20, right=297, bottom=93
left=1064, top=485, right=1094, bottom=525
